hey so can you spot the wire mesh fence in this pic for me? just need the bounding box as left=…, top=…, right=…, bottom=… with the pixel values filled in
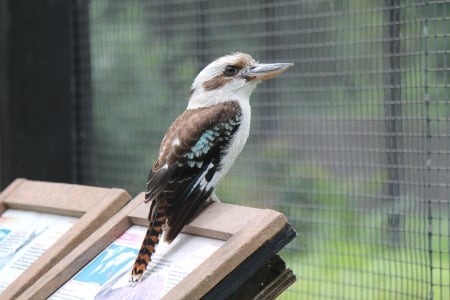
left=76, top=0, right=449, bottom=299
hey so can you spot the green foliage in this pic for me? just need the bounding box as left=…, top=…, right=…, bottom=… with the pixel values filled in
left=280, top=207, right=449, bottom=299
left=252, top=138, right=449, bottom=298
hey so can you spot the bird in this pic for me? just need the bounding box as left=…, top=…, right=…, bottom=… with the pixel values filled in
left=130, top=52, right=293, bottom=283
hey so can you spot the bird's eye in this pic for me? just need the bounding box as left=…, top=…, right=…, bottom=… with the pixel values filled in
left=224, top=65, right=239, bottom=77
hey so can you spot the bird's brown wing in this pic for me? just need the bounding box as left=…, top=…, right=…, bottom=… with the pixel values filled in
left=146, top=101, right=242, bottom=242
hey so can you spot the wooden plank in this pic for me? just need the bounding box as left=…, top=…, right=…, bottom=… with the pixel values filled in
left=162, top=209, right=288, bottom=300
left=0, top=180, right=131, bottom=300
left=18, top=194, right=146, bottom=300
left=129, top=200, right=263, bottom=241
left=0, top=178, right=26, bottom=214
left=2, top=179, right=118, bottom=217
left=183, top=202, right=263, bottom=240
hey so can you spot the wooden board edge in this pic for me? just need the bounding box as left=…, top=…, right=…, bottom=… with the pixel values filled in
left=2, top=181, right=130, bottom=217
left=1, top=188, right=132, bottom=299
left=162, top=209, right=288, bottom=300
left=130, top=201, right=264, bottom=241
left=0, top=178, right=26, bottom=214
left=17, top=196, right=145, bottom=300
left=181, top=226, right=232, bottom=241
left=204, top=224, right=297, bottom=300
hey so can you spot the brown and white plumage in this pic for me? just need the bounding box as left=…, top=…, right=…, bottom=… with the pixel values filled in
left=130, top=52, right=293, bottom=283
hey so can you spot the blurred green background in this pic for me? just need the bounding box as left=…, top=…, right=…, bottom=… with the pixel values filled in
left=79, top=1, right=449, bottom=299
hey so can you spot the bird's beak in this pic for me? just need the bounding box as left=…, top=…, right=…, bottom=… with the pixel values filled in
left=242, top=62, right=294, bottom=81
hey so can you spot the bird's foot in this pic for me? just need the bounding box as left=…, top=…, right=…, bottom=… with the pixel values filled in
left=128, top=270, right=144, bottom=286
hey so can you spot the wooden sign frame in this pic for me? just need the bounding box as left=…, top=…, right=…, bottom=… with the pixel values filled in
left=19, top=192, right=296, bottom=300
left=0, top=179, right=131, bottom=300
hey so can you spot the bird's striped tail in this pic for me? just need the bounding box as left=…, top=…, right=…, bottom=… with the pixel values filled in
left=129, top=207, right=166, bottom=283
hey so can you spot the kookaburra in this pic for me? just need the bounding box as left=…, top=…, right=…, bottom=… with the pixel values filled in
left=130, top=52, right=293, bottom=283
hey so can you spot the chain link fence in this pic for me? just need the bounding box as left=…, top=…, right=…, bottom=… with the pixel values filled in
left=77, top=1, right=449, bottom=298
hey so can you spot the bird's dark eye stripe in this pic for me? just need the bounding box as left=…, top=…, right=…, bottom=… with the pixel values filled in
left=223, top=65, right=240, bottom=77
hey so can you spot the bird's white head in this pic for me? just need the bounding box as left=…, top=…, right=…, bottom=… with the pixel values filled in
left=187, top=52, right=293, bottom=109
